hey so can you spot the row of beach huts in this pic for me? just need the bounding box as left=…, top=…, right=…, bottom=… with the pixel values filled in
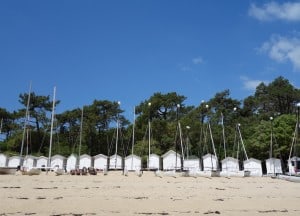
left=1, top=150, right=299, bottom=176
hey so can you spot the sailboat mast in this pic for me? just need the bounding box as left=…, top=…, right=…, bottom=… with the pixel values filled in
left=20, top=82, right=32, bottom=158
left=288, top=104, right=300, bottom=174
left=185, top=126, right=191, bottom=159
left=0, top=118, right=3, bottom=135
left=178, top=122, right=185, bottom=161
left=131, top=107, right=135, bottom=155
left=0, top=118, right=2, bottom=150
left=237, top=123, right=248, bottom=160
left=79, top=107, right=84, bottom=157
left=235, top=124, right=240, bottom=160
left=148, top=102, right=151, bottom=169
left=296, top=103, right=300, bottom=157
left=114, top=101, right=121, bottom=169
left=269, top=117, right=273, bottom=159
left=0, top=118, right=3, bottom=142
left=199, top=100, right=206, bottom=170
left=148, top=114, right=151, bottom=166
left=288, top=124, right=297, bottom=161
left=208, top=122, right=218, bottom=169
left=48, top=86, right=56, bottom=168
left=131, top=106, right=135, bottom=170
left=221, top=112, right=226, bottom=158
left=295, top=103, right=300, bottom=172
left=26, top=126, right=29, bottom=156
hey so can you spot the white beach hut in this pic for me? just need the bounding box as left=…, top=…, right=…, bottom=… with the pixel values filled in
left=148, top=153, right=160, bottom=170
left=51, top=154, right=66, bottom=169
left=288, top=156, right=300, bottom=175
left=0, top=153, right=8, bottom=167
left=8, top=156, right=22, bottom=167
left=266, top=158, right=282, bottom=175
left=162, top=150, right=181, bottom=170
left=183, top=156, right=200, bottom=170
left=22, top=155, right=37, bottom=169
left=36, top=156, right=48, bottom=168
left=109, top=154, right=122, bottom=169
left=93, top=154, right=108, bottom=171
left=244, top=158, right=262, bottom=176
left=66, top=154, right=78, bottom=172
left=79, top=154, right=92, bottom=169
left=219, top=156, right=251, bottom=177
left=125, top=154, right=141, bottom=171
left=221, top=157, right=239, bottom=172
left=202, top=153, right=218, bottom=171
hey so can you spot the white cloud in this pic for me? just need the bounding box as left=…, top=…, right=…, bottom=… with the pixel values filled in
left=260, top=35, right=300, bottom=70
left=179, top=56, right=204, bottom=72
left=180, top=65, right=192, bottom=72
left=192, top=57, right=203, bottom=65
left=249, top=2, right=300, bottom=21
left=240, top=76, right=268, bottom=91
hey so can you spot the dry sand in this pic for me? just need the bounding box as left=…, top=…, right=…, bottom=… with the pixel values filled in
left=1, top=171, right=300, bottom=216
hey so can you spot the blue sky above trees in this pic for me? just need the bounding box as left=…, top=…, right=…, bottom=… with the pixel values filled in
left=1, top=1, right=300, bottom=118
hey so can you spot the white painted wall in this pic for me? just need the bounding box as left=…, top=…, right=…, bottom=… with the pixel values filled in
left=244, top=158, right=262, bottom=176
left=125, top=154, right=141, bottom=171
left=94, top=154, right=108, bottom=170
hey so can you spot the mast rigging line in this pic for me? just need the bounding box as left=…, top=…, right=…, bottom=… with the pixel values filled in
left=47, top=86, right=56, bottom=168
left=20, top=82, right=32, bottom=158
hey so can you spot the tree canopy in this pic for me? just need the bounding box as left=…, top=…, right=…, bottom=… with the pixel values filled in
left=1, top=76, right=300, bottom=169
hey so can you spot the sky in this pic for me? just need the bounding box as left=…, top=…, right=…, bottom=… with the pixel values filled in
left=1, top=0, right=300, bottom=119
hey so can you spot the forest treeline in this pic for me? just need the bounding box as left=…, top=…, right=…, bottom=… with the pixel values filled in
left=0, top=76, right=300, bottom=166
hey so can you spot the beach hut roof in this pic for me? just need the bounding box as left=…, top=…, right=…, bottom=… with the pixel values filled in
left=9, top=155, right=22, bottom=159
left=202, top=153, right=217, bottom=160
left=67, top=154, right=78, bottom=159
left=266, top=157, right=280, bottom=162
left=162, top=150, right=180, bottom=158
left=37, top=156, right=48, bottom=160
left=24, top=155, right=37, bottom=159
left=125, top=154, right=141, bottom=160
left=80, top=154, right=91, bottom=159
left=221, top=157, right=238, bottom=163
left=51, top=154, right=66, bottom=160
left=94, top=154, right=108, bottom=159
left=244, top=158, right=261, bottom=163
left=109, top=154, right=121, bottom=159
left=289, top=156, right=300, bottom=161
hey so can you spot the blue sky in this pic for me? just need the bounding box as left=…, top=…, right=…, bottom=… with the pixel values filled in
left=1, top=0, right=300, bottom=119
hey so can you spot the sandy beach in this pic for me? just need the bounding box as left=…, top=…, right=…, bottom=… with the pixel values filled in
left=1, top=171, right=300, bottom=216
